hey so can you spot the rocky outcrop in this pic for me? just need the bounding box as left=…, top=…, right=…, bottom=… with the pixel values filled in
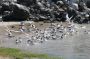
left=0, top=0, right=90, bottom=23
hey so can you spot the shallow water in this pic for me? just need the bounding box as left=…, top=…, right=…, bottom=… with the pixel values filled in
left=0, top=22, right=90, bottom=59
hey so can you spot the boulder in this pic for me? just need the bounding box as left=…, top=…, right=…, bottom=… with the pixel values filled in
left=2, top=2, right=30, bottom=21
left=0, top=2, right=11, bottom=15
left=17, top=0, right=36, bottom=6
left=86, top=1, right=90, bottom=8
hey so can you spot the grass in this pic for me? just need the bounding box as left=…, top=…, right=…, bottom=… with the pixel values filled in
left=0, top=47, right=62, bottom=59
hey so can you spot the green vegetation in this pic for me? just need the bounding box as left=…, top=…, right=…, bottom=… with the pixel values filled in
left=0, top=47, right=62, bottom=59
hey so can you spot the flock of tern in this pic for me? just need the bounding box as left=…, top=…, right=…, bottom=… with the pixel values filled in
left=1, top=21, right=90, bottom=46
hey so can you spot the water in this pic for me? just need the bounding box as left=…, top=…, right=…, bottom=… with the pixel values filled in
left=0, top=22, right=90, bottom=59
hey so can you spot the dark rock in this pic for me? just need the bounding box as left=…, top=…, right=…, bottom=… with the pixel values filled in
left=1, top=0, right=90, bottom=23
left=86, top=1, right=90, bottom=8
left=2, top=2, right=30, bottom=21
left=0, top=2, right=11, bottom=15
left=17, top=0, right=36, bottom=7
